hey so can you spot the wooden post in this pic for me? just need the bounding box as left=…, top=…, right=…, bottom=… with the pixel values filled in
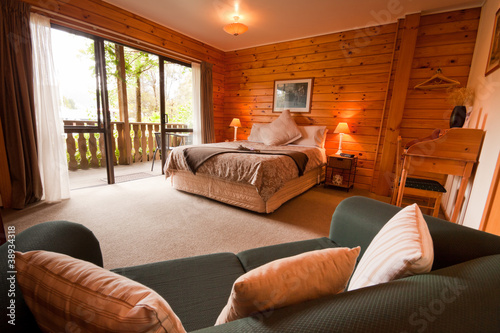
left=116, top=45, right=131, bottom=165
left=133, top=124, right=141, bottom=162
left=147, top=124, right=154, bottom=160
left=66, top=134, right=78, bottom=170
left=88, top=133, right=100, bottom=167
left=78, top=133, right=89, bottom=169
left=141, top=123, right=147, bottom=162
left=375, top=13, right=420, bottom=196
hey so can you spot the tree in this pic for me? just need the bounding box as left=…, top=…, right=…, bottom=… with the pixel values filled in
left=83, top=42, right=159, bottom=122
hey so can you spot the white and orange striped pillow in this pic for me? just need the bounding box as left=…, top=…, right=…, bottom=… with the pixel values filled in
left=348, top=204, right=434, bottom=291
left=15, top=250, right=186, bottom=333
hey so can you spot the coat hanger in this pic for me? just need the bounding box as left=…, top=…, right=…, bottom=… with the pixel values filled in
left=414, top=68, right=461, bottom=90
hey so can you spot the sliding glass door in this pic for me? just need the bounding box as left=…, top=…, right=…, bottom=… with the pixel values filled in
left=159, top=57, right=194, bottom=174
left=51, top=25, right=196, bottom=183
left=51, top=27, right=115, bottom=185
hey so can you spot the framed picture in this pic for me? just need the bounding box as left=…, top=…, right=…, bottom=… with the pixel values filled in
left=486, top=8, right=500, bottom=76
left=273, top=78, right=313, bottom=113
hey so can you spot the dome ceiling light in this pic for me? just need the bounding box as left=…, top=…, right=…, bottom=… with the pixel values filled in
left=223, top=3, right=248, bottom=36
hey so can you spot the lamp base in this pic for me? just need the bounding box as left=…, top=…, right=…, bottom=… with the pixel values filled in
left=233, top=127, right=238, bottom=141
left=335, top=149, right=343, bottom=155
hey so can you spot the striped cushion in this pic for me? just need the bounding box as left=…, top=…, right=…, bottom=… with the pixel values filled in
left=215, top=247, right=360, bottom=325
left=348, top=203, right=433, bottom=291
left=15, top=251, right=186, bottom=333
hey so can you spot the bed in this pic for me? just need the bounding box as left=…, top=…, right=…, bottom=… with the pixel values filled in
left=164, top=111, right=328, bottom=213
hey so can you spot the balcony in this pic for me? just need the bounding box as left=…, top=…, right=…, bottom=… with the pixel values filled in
left=64, top=120, right=189, bottom=188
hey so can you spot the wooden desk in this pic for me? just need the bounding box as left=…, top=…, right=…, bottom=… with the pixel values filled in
left=396, top=128, right=485, bottom=223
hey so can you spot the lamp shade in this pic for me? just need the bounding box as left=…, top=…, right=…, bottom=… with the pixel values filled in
left=224, top=16, right=248, bottom=36
left=334, top=122, right=350, bottom=134
left=230, top=118, right=242, bottom=127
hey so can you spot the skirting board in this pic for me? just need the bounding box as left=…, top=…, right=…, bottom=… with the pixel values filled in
left=170, top=167, right=324, bottom=213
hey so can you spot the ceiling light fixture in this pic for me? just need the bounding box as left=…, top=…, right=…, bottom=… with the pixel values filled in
left=224, top=15, right=248, bottom=36
left=224, top=3, right=248, bottom=36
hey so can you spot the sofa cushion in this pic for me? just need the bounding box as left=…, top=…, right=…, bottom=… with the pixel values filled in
left=0, top=221, right=102, bottom=333
left=216, top=247, right=360, bottom=325
left=15, top=250, right=186, bottom=333
left=237, top=237, right=338, bottom=272
left=348, top=203, right=433, bottom=291
left=113, top=253, right=245, bottom=332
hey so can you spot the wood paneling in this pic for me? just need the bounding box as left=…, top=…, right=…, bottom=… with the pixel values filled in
left=224, top=8, right=479, bottom=192
left=23, top=0, right=226, bottom=142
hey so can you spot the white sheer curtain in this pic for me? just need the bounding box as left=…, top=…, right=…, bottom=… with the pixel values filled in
left=30, top=14, right=70, bottom=202
left=191, top=62, right=202, bottom=145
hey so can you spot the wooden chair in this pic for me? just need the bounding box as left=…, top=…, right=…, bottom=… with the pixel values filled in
left=391, top=136, right=446, bottom=217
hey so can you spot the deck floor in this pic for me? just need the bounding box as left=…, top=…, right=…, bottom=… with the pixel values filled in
left=69, top=160, right=163, bottom=190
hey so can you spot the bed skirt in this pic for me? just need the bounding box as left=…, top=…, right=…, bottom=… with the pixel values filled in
left=169, top=167, right=324, bottom=213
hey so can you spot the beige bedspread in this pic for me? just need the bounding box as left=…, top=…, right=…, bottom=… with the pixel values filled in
left=165, top=141, right=326, bottom=201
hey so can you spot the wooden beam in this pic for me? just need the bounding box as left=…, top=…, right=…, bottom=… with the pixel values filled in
left=0, top=115, right=12, bottom=208
left=375, top=13, right=421, bottom=196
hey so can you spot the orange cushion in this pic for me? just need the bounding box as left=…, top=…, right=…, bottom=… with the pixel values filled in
left=215, top=247, right=360, bottom=325
left=15, top=251, right=186, bottom=333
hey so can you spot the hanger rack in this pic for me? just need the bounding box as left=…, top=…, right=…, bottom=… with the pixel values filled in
left=414, top=68, right=461, bottom=90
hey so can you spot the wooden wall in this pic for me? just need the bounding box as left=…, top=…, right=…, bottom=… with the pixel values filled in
left=371, top=8, right=480, bottom=192
left=223, top=8, right=480, bottom=192
left=224, top=23, right=398, bottom=190
left=22, top=0, right=226, bottom=142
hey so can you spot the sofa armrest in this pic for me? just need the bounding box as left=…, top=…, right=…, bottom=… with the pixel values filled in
left=192, top=254, right=500, bottom=333
left=329, top=196, right=500, bottom=270
left=0, top=221, right=103, bottom=333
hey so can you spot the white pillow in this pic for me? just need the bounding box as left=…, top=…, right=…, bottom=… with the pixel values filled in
left=348, top=203, right=434, bottom=291
left=290, top=126, right=328, bottom=148
left=259, top=110, right=302, bottom=146
left=247, top=124, right=265, bottom=142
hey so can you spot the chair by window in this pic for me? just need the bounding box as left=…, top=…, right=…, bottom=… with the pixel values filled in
left=151, top=132, right=171, bottom=171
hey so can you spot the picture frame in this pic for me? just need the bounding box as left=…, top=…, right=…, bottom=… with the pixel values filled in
left=273, top=78, right=313, bottom=113
left=486, top=8, right=500, bottom=76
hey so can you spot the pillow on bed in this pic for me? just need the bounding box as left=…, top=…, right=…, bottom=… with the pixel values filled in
left=290, top=126, right=328, bottom=148
left=259, top=110, right=302, bottom=146
left=247, top=123, right=265, bottom=142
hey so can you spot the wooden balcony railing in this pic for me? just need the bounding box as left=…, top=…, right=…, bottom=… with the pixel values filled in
left=64, top=120, right=188, bottom=170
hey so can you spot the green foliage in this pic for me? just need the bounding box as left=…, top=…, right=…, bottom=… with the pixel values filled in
left=63, top=96, right=77, bottom=109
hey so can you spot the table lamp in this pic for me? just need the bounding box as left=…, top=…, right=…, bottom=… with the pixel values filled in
left=334, top=122, right=350, bottom=155
left=230, top=118, right=242, bottom=141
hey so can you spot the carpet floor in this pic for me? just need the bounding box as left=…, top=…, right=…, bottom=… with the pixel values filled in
left=3, top=176, right=387, bottom=269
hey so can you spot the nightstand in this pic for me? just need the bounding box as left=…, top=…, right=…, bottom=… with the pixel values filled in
left=325, top=155, right=357, bottom=191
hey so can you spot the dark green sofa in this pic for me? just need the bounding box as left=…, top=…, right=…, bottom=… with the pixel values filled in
left=2, top=196, right=500, bottom=332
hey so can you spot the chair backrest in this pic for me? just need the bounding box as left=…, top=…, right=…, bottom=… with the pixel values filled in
left=154, top=132, right=162, bottom=149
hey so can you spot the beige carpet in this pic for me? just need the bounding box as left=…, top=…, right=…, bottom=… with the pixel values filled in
left=3, top=176, right=386, bottom=269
